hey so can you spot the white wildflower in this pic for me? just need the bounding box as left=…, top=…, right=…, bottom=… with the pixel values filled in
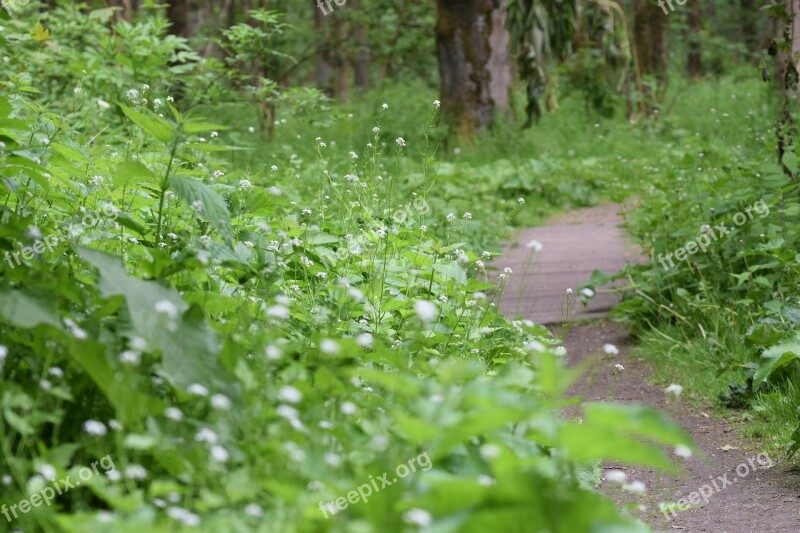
left=324, top=453, right=342, bottom=467
left=187, top=383, right=208, bottom=397
left=164, top=407, right=184, bottom=421
left=83, top=420, right=107, bottom=436
left=320, top=339, right=340, bottom=355
left=266, top=305, right=290, bottom=319
left=664, top=384, right=683, bottom=397
left=210, top=394, right=232, bottom=410
left=278, top=386, right=303, bottom=404
left=119, top=350, right=141, bottom=365
left=605, top=470, right=627, bottom=483
left=194, top=428, right=218, bottom=444
left=414, top=300, right=437, bottom=322
left=37, top=464, right=57, bottom=482
left=154, top=300, right=179, bottom=319
left=603, top=344, right=619, bottom=355
left=624, top=481, right=646, bottom=494
left=357, top=333, right=373, bottom=348
left=402, top=508, right=433, bottom=528
left=675, top=445, right=692, bottom=458
left=244, top=504, right=263, bottom=518
left=209, top=445, right=229, bottom=463
left=166, top=507, right=200, bottom=527
left=340, top=402, right=358, bottom=415
left=526, top=239, right=543, bottom=251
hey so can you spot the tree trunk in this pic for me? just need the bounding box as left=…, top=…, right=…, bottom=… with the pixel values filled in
left=632, top=0, right=668, bottom=82
left=352, top=0, right=371, bottom=89
left=167, top=0, right=193, bottom=37
left=632, top=0, right=668, bottom=114
left=435, top=0, right=512, bottom=138
left=776, top=0, right=800, bottom=180
left=739, top=0, right=759, bottom=60
left=686, top=1, right=703, bottom=79
left=314, top=0, right=334, bottom=94
left=332, top=17, right=351, bottom=102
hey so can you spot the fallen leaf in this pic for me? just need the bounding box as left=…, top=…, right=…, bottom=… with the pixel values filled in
left=719, top=444, right=739, bottom=452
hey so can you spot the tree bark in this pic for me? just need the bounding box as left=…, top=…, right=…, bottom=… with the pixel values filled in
left=776, top=0, right=800, bottom=180
left=632, top=0, right=668, bottom=114
left=435, top=0, right=512, bottom=138
left=314, top=0, right=334, bottom=94
left=167, top=0, right=193, bottom=37
left=352, top=0, right=371, bottom=89
left=632, top=0, right=668, bottom=82
left=332, top=17, right=351, bottom=101
left=739, top=0, right=759, bottom=59
left=686, top=1, right=703, bottom=79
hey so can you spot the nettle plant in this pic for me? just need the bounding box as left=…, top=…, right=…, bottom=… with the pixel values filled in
left=2, top=13, right=691, bottom=533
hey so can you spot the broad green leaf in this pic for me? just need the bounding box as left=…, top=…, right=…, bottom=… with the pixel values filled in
left=67, top=339, right=160, bottom=424
left=169, top=174, right=234, bottom=243
left=434, top=261, right=467, bottom=284
left=754, top=340, right=800, bottom=384
left=78, top=248, right=231, bottom=392
left=0, top=290, right=62, bottom=330
left=113, top=161, right=158, bottom=188
left=50, top=142, right=90, bottom=163
left=119, top=104, right=173, bottom=144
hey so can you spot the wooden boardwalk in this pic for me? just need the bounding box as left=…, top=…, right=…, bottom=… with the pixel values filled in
left=495, top=204, right=644, bottom=325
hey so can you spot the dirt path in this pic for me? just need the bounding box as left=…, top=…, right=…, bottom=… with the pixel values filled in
left=496, top=205, right=800, bottom=532
left=498, top=203, right=642, bottom=325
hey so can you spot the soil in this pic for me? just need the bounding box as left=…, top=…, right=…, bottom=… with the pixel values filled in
left=497, top=204, right=800, bottom=532
left=563, top=321, right=800, bottom=533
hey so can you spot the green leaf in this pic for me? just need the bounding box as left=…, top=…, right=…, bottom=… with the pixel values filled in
left=754, top=340, right=800, bottom=385
left=119, top=104, right=173, bottom=144
left=67, top=339, right=160, bottom=424
left=50, top=142, right=90, bottom=163
left=169, top=175, right=234, bottom=243
left=182, top=122, right=229, bottom=134
left=113, top=161, right=158, bottom=188
left=0, top=290, right=63, bottom=330
left=185, top=143, right=247, bottom=152
left=561, top=403, right=690, bottom=469
left=78, top=248, right=231, bottom=392
left=434, top=261, right=467, bottom=284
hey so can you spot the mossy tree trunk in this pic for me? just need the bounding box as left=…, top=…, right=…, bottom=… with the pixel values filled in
left=435, top=0, right=512, bottom=138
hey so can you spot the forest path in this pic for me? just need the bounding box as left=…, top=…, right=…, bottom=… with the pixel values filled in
left=496, top=203, right=642, bottom=325
left=495, top=205, right=800, bottom=532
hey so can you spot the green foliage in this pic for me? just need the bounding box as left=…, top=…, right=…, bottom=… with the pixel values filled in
left=0, top=7, right=692, bottom=532
left=605, top=75, right=800, bottom=461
